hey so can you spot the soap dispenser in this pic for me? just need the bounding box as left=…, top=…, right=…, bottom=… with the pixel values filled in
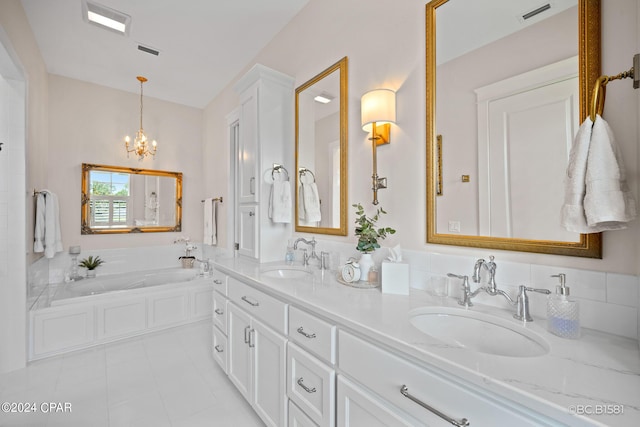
left=547, top=273, right=580, bottom=339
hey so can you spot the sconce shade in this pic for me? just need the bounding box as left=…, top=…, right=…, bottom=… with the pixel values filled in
left=361, top=89, right=396, bottom=132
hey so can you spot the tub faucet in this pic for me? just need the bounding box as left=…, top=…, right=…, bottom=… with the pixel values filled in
left=293, top=237, right=320, bottom=268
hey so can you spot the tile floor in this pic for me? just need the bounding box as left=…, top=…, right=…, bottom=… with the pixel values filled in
left=0, top=321, right=264, bottom=426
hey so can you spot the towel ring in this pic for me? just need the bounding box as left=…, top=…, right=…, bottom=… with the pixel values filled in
left=590, top=76, right=608, bottom=121
left=272, top=164, right=289, bottom=181
left=298, top=167, right=316, bottom=183
left=589, top=58, right=637, bottom=121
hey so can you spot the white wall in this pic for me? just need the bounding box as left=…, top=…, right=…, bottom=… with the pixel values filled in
left=0, top=0, right=48, bottom=373
left=203, top=0, right=640, bottom=276
left=47, top=74, right=205, bottom=251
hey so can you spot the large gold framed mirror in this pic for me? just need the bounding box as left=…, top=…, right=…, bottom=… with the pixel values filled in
left=81, top=163, right=182, bottom=234
left=426, top=0, right=601, bottom=258
left=295, top=57, right=348, bottom=235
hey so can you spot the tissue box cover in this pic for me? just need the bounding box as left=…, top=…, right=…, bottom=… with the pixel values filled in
left=381, top=262, right=409, bottom=295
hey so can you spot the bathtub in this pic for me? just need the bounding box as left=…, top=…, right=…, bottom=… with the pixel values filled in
left=29, top=268, right=215, bottom=360
left=51, top=268, right=201, bottom=305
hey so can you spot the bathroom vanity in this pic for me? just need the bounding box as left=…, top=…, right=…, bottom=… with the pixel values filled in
left=211, top=256, right=639, bottom=426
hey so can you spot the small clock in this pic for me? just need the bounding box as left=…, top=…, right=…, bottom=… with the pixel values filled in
left=341, top=259, right=361, bottom=283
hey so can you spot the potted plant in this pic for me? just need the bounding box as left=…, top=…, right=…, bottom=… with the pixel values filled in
left=79, top=255, right=104, bottom=278
left=353, top=203, right=396, bottom=280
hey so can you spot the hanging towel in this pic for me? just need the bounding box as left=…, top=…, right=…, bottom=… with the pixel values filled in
left=34, top=190, right=63, bottom=258
left=583, top=115, right=637, bottom=230
left=33, top=192, right=46, bottom=253
left=203, top=198, right=217, bottom=246
left=301, top=181, right=321, bottom=223
left=269, top=179, right=292, bottom=223
left=561, top=115, right=637, bottom=233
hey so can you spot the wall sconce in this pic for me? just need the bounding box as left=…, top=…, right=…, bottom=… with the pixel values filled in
left=361, top=89, right=396, bottom=205
left=124, top=76, right=157, bottom=160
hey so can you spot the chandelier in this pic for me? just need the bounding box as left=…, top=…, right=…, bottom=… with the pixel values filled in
left=124, top=76, right=157, bottom=160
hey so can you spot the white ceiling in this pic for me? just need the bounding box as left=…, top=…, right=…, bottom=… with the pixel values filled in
left=20, top=0, right=310, bottom=108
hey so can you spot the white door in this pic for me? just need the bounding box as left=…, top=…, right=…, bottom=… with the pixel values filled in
left=237, top=205, right=258, bottom=259
left=252, top=318, right=287, bottom=427
left=475, top=57, right=582, bottom=242
left=227, top=303, right=252, bottom=403
left=484, top=77, right=578, bottom=241
left=237, top=83, right=259, bottom=204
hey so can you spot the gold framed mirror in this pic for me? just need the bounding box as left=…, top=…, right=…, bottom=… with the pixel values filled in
left=81, top=163, right=182, bottom=234
left=426, top=0, right=601, bottom=258
left=295, top=57, right=348, bottom=235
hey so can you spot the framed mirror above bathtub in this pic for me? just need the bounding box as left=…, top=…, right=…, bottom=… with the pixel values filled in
left=426, top=0, right=602, bottom=257
left=81, top=163, right=182, bottom=234
left=295, top=57, right=348, bottom=236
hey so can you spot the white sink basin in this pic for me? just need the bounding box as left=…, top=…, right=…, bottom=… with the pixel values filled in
left=409, top=307, right=549, bottom=358
left=261, top=267, right=312, bottom=279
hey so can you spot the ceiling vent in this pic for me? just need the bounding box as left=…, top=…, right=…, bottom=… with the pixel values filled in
left=522, top=3, right=551, bottom=20
left=138, top=44, right=160, bottom=56
left=82, top=0, right=130, bottom=36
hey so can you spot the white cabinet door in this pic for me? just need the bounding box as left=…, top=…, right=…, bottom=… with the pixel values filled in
left=237, top=83, right=259, bottom=204
left=227, top=303, right=253, bottom=402
left=252, top=317, right=287, bottom=427
left=237, top=205, right=258, bottom=259
left=337, top=376, right=415, bottom=427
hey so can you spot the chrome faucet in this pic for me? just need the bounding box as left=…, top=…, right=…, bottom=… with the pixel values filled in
left=449, top=255, right=550, bottom=322
left=471, top=255, right=514, bottom=304
left=293, top=237, right=321, bottom=268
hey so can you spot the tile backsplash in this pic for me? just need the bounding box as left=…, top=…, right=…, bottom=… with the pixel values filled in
left=314, top=238, right=639, bottom=341
left=29, top=239, right=640, bottom=341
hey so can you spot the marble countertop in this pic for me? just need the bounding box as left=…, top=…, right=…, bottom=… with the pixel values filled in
left=212, top=255, right=640, bottom=427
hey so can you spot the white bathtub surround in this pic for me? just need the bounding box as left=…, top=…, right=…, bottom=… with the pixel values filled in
left=304, top=237, right=639, bottom=340
left=29, top=266, right=215, bottom=361
left=213, top=254, right=640, bottom=426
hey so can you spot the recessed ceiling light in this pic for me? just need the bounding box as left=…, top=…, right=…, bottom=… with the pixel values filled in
left=314, top=93, right=334, bottom=104
left=82, top=0, right=130, bottom=36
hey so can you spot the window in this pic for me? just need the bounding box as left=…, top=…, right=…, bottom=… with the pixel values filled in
left=89, top=171, right=131, bottom=227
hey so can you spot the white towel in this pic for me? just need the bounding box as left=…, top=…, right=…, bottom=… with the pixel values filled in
left=561, top=115, right=637, bottom=233
left=33, top=193, right=45, bottom=253
left=584, top=116, right=637, bottom=229
left=34, top=190, right=63, bottom=258
left=300, top=181, right=321, bottom=223
left=269, top=180, right=292, bottom=223
left=203, top=198, right=217, bottom=245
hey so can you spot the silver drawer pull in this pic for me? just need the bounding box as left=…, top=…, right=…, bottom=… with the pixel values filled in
left=214, top=309, right=224, bottom=315
left=296, top=326, right=316, bottom=339
left=214, top=279, right=222, bottom=284
left=241, top=296, right=260, bottom=307
left=400, top=385, right=469, bottom=427
left=244, top=325, right=251, bottom=344
left=297, top=377, right=316, bottom=394
left=214, top=345, right=224, bottom=353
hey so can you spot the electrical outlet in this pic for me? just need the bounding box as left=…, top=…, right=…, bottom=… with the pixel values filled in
left=448, top=221, right=461, bottom=233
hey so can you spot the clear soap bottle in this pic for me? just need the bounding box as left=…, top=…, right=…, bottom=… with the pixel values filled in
left=547, top=273, right=580, bottom=339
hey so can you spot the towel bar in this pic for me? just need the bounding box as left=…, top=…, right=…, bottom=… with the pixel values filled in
left=201, top=197, right=223, bottom=203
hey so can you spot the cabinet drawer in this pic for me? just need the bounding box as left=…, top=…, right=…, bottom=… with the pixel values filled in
left=228, top=277, right=288, bottom=334
left=338, top=330, right=547, bottom=427
left=213, top=292, right=227, bottom=333
left=289, top=401, right=319, bottom=427
left=289, top=306, right=336, bottom=364
left=287, top=342, right=335, bottom=427
left=213, top=326, right=227, bottom=374
left=211, top=270, right=228, bottom=296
